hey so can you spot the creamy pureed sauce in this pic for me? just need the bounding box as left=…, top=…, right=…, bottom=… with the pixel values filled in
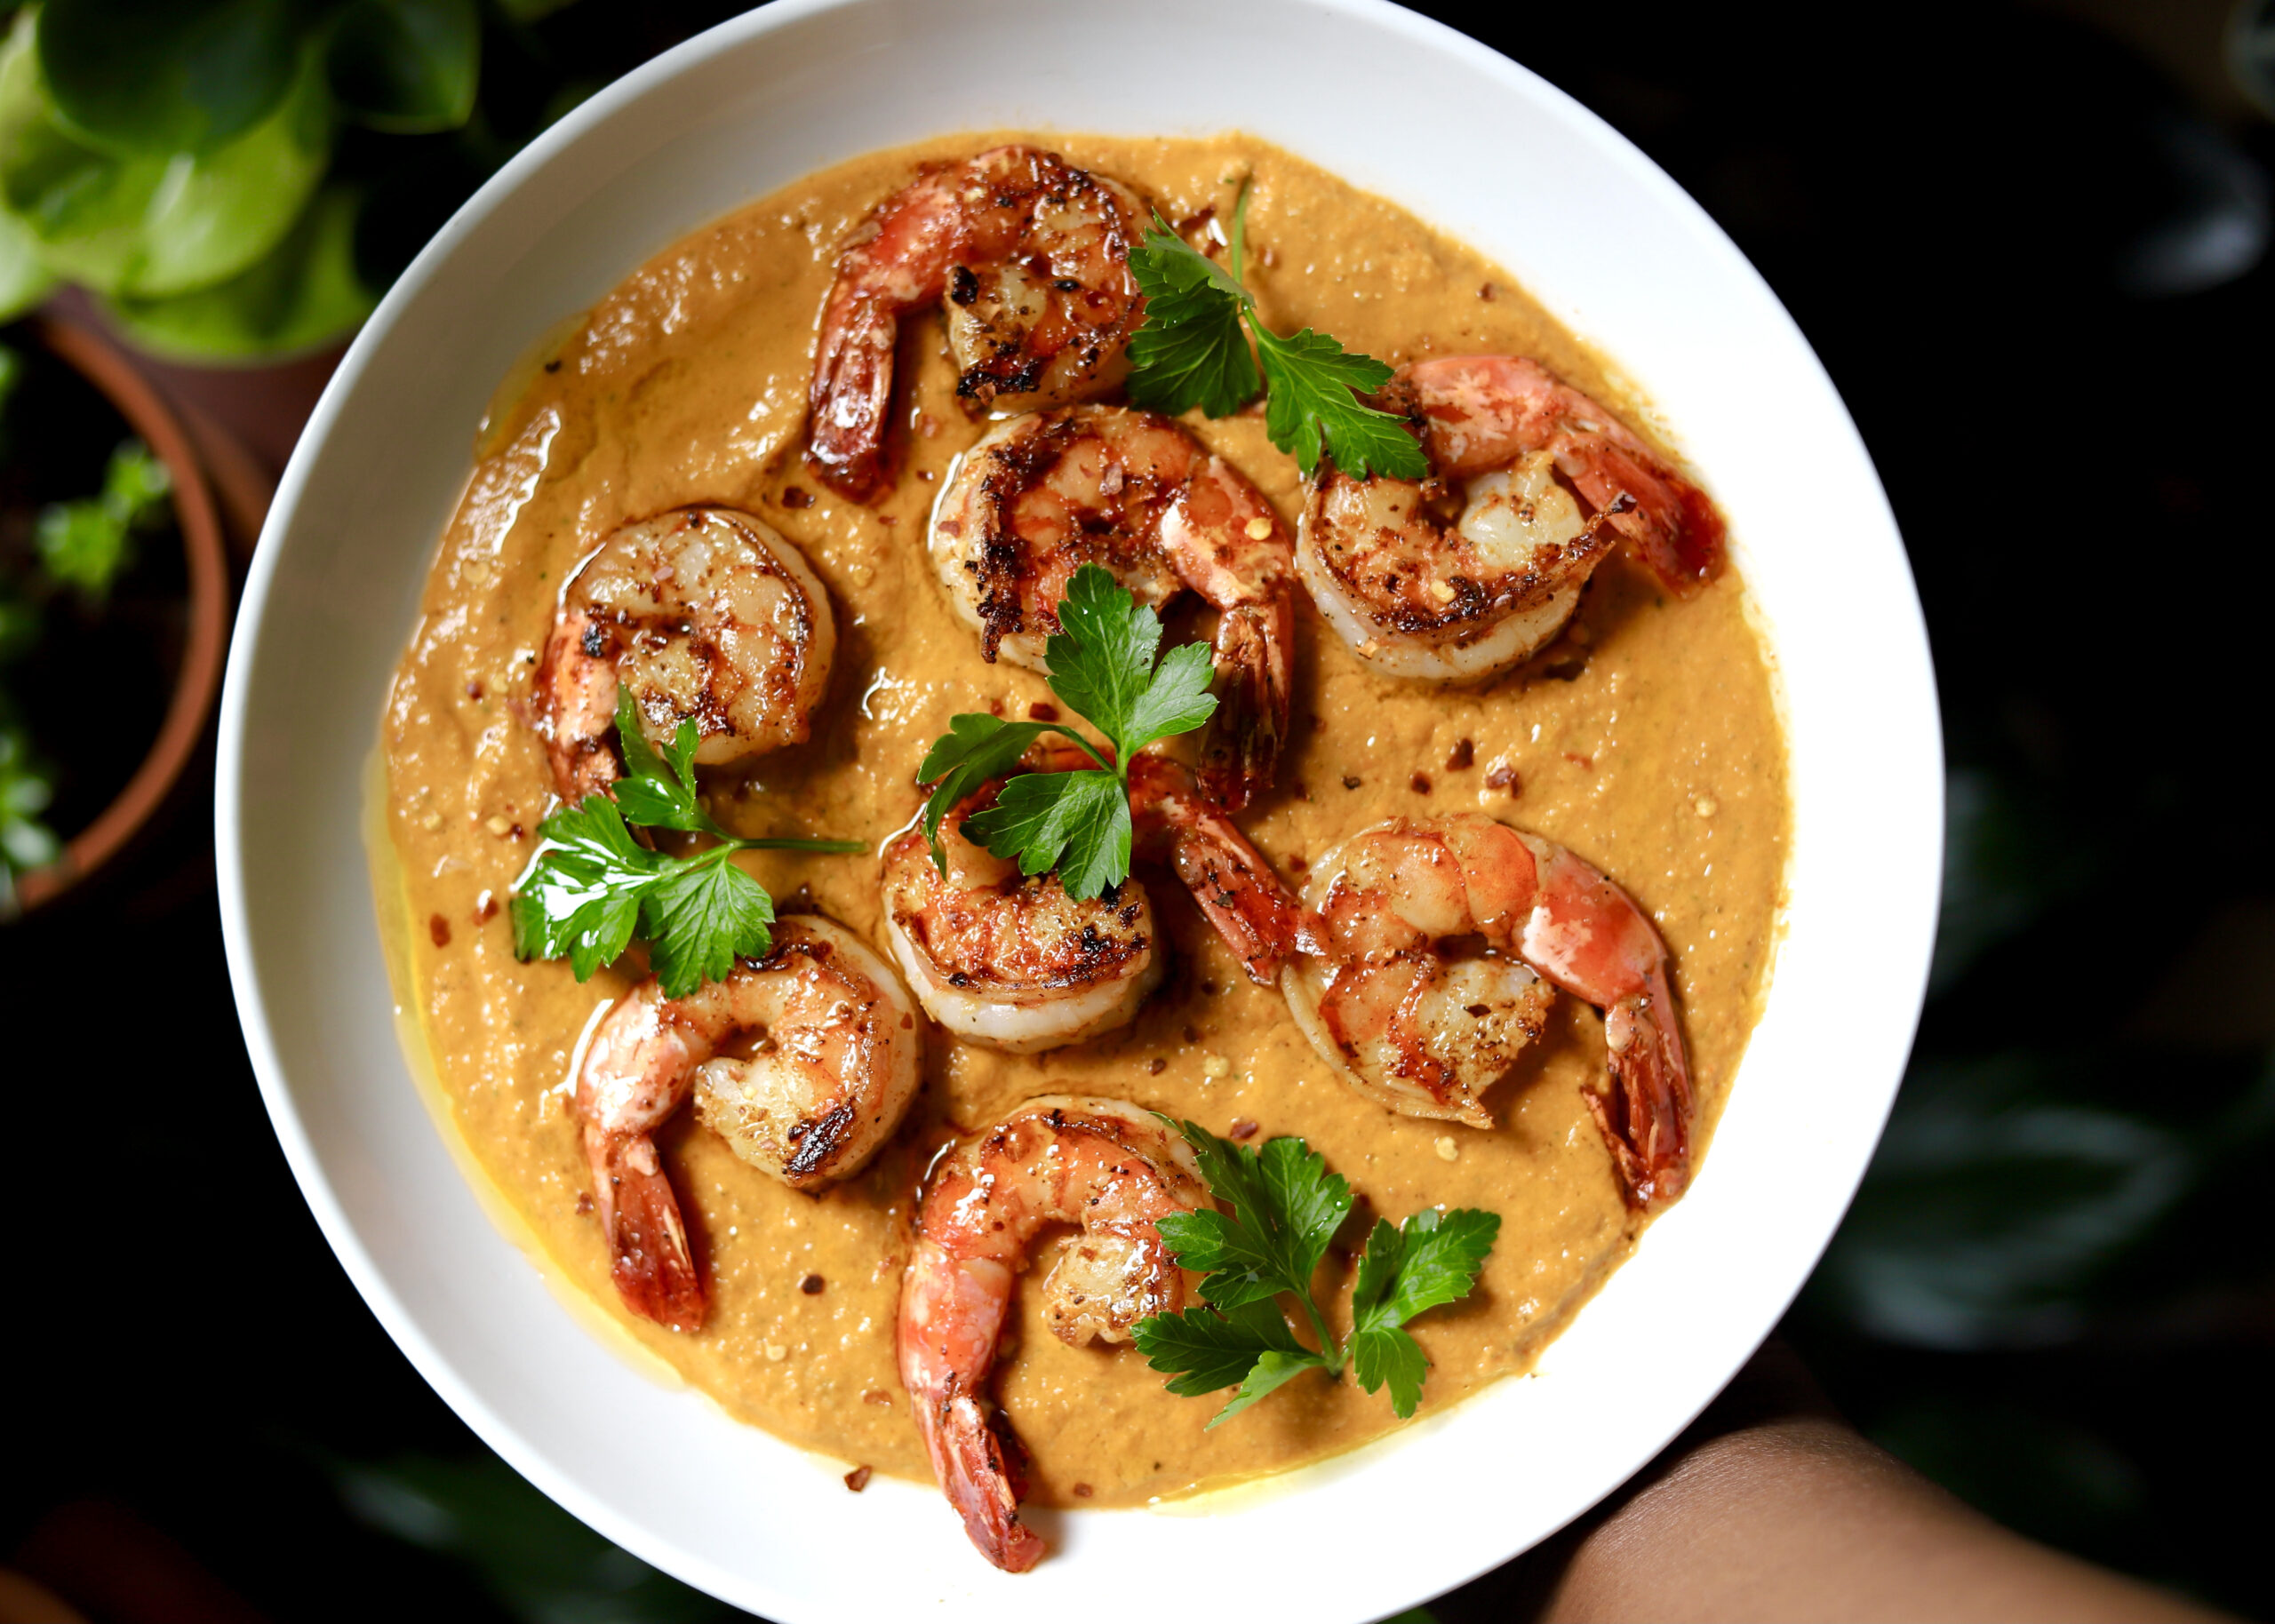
left=381, top=131, right=1788, bottom=1505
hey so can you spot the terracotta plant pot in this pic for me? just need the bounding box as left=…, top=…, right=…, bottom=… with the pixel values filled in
left=9, top=319, right=230, bottom=912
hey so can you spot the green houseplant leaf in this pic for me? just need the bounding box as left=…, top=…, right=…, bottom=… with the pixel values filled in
left=327, top=0, right=480, bottom=134
left=36, top=0, right=302, bottom=156
left=0, top=12, right=330, bottom=299
left=104, top=182, right=374, bottom=360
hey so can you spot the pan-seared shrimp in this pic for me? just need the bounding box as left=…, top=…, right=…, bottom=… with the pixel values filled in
left=898, top=1096, right=1206, bottom=1572
left=807, top=145, right=1146, bottom=503
left=574, top=916, right=922, bottom=1331
left=878, top=779, right=1165, bottom=1055
left=879, top=750, right=1301, bottom=1051
left=539, top=506, right=834, bottom=801
left=932, top=406, right=1297, bottom=808
left=1297, top=355, right=1726, bottom=681
left=1287, top=814, right=1693, bottom=1207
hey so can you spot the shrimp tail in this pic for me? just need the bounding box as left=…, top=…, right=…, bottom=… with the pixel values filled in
left=591, top=1130, right=706, bottom=1331
left=929, top=1390, right=1046, bottom=1572
left=1585, top=967, right=1694, bottom=1208
left=1199, top=595, right=1292, bottom=812
left=806, top=167, right=960, bottom=502
left=1129, top=754, right=1303, bottom=984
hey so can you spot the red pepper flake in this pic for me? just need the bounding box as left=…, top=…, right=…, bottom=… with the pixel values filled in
left=1447, top=737, right=1474, bottom=770
left=1487, top=764, right=1521, bottom=794
left=1182, top=1024, right=1200, bottom=1045
left=1342, top=774, right=1362, bottom=790
left=1410, top=773, right=1432, bottom=794
left=800, top=1273, right=826, bottom=1295
left=1073, top=1482, right=1095, bottom=1498
left=780, top=486, right=813, bottom=509
left=1478, top=281, right=1497, bottom=300
left=843, top=1466, right=873, bottom=1493
left=862, top=1389, right=893, bottom=1406
left=576, top=1191, right=594, bottom=1215
left=428, top=913, right=451, bottom=947
left=1029, top=702, right=1059, bottom=721
left=1229, top=1118, right=1259, bottom=1141
left=1564, top=752, right=1593, bottom=770
left=1147, top=1057, right=1167, bottom=1076
left=474, top=890, right=499, bottom=924
left=465, top=681, right=484, bottom=701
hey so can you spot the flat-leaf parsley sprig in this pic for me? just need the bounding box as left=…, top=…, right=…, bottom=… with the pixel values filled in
left=1133, top=1118, right=1500, bottom=1425
left=1125, top=182, right=1430, bottom=482
left=916, top=563, right=1217, bottom=901
left=510, top=684, right=862, bottom=999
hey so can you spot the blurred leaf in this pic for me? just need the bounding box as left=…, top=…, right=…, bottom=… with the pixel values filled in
left=104, top=182, right=372, bottom=359
left=332, top=1452, right=735, bottom=1624
left=493, top=0, right=582, bottom=20
left=1810, top=1056, right=2194, bottom=1348
left=35, top=438, right=172, bottom=600
left=0, top=720, right=60, bottom=889
left=0, top=202, right=55, bottom=317
left=37, top=0, right=303, bottom=156
left=1871, top=1397, right=2145, bottom=1547
left=328, top=0, right=479, bottom=133
left=0, top=13, right=331, bottom=298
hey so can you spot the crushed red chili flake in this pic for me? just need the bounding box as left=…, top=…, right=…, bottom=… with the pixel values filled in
left=575, top=1191, right=594, bottom=1215
left=779, top=486, right=813, bottom=508
left=466, top=681, right=484, bottom=701
left=1229, top=1118, right=1259, bottom=1141
left=474, top=891, right=499, bottom=923
left=1073, top=1482, right=1095, bottom=1498
left=843, top=1466, right=873, bottom=1493
left=800, top=1273, right=826, bottom=1294
left=1487, top=764, right=1521, bottom=793
left=1147, top=1057, right=1167, bottom=1075
left=1342, top=774, right=1362, bottom=790
left=1447, top=737, right=1474, bottom=769
left=1028, top=702, right=1059, bottom=721
left=428, top=913, right=451, bottom=947
left=1410, top=773, right=1432, bottom=794
left=862, top=1389, right=893, bottom=1406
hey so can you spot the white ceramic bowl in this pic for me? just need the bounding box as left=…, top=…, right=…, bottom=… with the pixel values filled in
left=217, top=2, right=1940, bottom=1618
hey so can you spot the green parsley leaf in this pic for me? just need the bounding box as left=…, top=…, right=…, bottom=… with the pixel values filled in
left=607, top=687, right=712, bottom=833
left=915, top=564, right=1216, bottom=901
left=1135, top=1120, right=1499, bottom=1428
left=961, top=768, right=1130, bottom=898
left=510, top=681, right=860, bottom=997
left=1251, top=323, right=1426, bottom=481
left=639, top=851, right=776, bottom=998
left=1349, top=1207, right=1502, bottom=1419
left=1121, top=185, right=1428, bottom=481
left=1126, top=211, right=1259, bottom=418
left=1158, top=1121, right=1350, bottom=1314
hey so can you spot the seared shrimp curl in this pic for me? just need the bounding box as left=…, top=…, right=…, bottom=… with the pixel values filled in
left=1287, top=814, right=1693, bottom=1207
left=880, top=752, right=1299, bottom=1053
left=539, top=507, right=834, bottom=801
left=932, top=406, right=1297, bottom=808
left=1298, top=355, right=1726, bottom=681
left=574, top=916, right=922, bottom=1331
left=898, top=1096, right=1206, bottom=1572
left=808, top=145, right=1146, bottom=502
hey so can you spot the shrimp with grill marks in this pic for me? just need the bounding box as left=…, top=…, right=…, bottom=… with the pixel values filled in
left=932, top=405, right=1296, bottom=808
left=574, top=916, right=921, bottom=1331
left=807, top=145, right=1147, bottom=503
left=539, top=506, right=834, bottom=802
left=898, top=1096, right=1206, bottom=1572
left=1298, top=355, right=1725, bottom=681
left=1287, top=813, right=1694, bottom=1207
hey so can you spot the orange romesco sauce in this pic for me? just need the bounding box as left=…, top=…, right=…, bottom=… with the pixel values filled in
left=379, top=131, right=1789, bottom=1504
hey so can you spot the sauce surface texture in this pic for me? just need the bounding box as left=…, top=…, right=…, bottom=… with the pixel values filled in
left=381, top=131, right=1789, bottom=1504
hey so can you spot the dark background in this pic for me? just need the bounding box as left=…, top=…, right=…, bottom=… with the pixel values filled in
left=7, top=1, right=2271, bottom=1619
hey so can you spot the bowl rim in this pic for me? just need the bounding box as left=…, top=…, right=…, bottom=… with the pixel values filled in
left=217, top=0, right=1942, bottom=1615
